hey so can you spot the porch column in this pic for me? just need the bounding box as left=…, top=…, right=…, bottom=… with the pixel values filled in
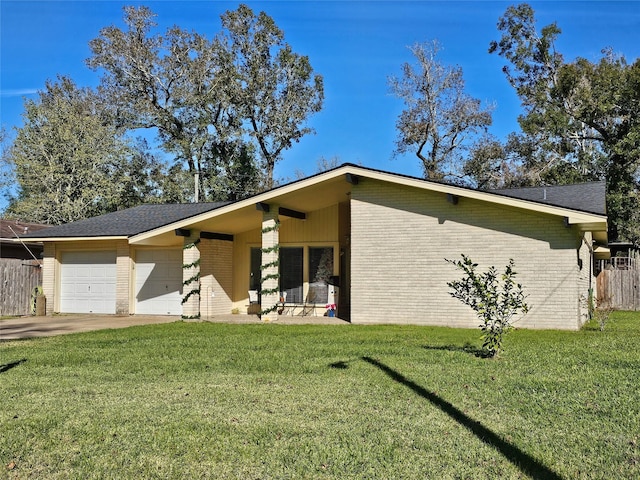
left=261, top=204, right=279, bottom=321
left=182, top=230, right=201, bottom=319
left=43, top=243, right=55, bottom=316
left=115, top=240, right=130, bottom=315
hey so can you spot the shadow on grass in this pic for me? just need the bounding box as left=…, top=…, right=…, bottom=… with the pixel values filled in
left=329, top=361, right=350, bottom=369
left=423, top=343, right=491, bottom=358
left=0, top=358, right=27, bottom=374
left=362, top=356, right=563, bottom=480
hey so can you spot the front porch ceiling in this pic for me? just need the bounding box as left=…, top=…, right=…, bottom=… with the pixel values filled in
left=130, top=174, right=353, bottom=246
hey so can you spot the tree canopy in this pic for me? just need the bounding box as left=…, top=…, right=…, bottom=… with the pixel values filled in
left=389, top=40, right=493, bottom=181
left=87, top=3, right=323, bottom=196
left=3, top=4, right=323, bottom=222
left=489, top=3, right=640, bottom=244
left=220, top=4, right=324, bottom=189
left=4, top=77, right=162, bottom=224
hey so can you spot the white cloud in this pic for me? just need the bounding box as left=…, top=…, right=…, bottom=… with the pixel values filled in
left=0, top=89, right=39, bottom=97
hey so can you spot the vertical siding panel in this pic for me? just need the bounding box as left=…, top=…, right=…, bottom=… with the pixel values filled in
left=0, top=259, right=41, bottom=316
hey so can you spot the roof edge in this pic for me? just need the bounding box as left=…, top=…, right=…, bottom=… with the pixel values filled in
left=130, top=164, right=607, bottom=244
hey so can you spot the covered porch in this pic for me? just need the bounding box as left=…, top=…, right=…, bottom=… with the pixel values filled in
left=128, top=172, right=355, bottom=321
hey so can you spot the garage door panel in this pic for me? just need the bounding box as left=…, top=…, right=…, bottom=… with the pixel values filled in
left=90, top=282, right=115, bottom=295
left=135, top=249, right=182, bottom=315
left=59, top=251, right=117, bottom=314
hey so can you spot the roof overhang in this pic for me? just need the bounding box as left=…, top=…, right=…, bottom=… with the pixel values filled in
left=7, top=236, right=128, bottom=243
left=20, top=165, right=608, bottom=245
left=594, top=245, right=611, bottom=260
left=129, top=168, right=356, bottom=245
left=130, top=165, right=607, bottom=245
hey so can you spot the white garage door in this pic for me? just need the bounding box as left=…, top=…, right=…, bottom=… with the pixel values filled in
left=135, top=249, right=183, bottom=315
left=60, top=251, right=117, bottom=314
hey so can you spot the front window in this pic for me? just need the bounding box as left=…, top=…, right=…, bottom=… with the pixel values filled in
left=249, top=245, right=334, bottom=304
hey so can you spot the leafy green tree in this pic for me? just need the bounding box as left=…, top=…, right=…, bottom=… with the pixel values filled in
left=4, top=77, right=159, bottom=224
left=203, top=144, right=263, bottom=201
left=463, top=135, right=519, bottom=189
left=446, top=255, right=529, bottom=358
left=489, top=3, right=640, bottom=244
left=88, top=4, right=323, bottom=196
left=87, top=5, right=244, bottom=202
left=220, top=4, right=324, bottom=189
left=389, top=40, right=494, bottom=181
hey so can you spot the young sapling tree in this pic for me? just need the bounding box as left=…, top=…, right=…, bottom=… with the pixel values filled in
left=446, top=254, right=529, bottom=358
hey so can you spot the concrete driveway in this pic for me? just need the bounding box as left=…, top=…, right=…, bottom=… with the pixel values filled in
left=0, top=313, right=348, bottom=340
left=0, top=314, right=180, bottom=340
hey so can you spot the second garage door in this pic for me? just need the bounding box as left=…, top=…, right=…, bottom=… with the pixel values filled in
left=135, top=249, right=183, bottom=315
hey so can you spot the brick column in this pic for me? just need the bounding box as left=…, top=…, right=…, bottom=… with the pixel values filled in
left=261, top=205, right=279, bottom=322
left=182, top=231, right=201, bottom=319
left=115, top=240, right=130, bottom=315
left=42, top=243, right=55, bottom=316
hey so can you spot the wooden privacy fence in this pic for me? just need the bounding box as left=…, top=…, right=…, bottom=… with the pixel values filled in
left=0, top=258, right=42, bottom=316
left=597, top=268, right=640, bottom=311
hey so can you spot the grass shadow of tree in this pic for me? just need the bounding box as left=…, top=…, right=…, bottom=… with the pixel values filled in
left=0, top=358, right=27, bottom=374
left=328, top=360, right=350, bottom=369
left=423, top=343, right=491, bottom=358
left=362, top=356, right=563, bottom=480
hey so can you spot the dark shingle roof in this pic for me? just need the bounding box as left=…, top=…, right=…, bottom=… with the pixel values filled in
left=21, top=203, right=228, bottom=239
left=490, top=182, right=606, bottom=216
left=19, top=166, right=607, bottom=240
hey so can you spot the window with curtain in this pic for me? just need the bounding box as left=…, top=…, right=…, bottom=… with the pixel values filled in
left=309, top=247, right=333, bottom=303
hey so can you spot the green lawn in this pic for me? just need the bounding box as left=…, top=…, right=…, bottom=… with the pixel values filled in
left=1, top=312, right=639, bottom=479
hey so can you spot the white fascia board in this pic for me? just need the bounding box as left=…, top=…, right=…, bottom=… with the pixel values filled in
left=9, top=236, right=128, bottom=243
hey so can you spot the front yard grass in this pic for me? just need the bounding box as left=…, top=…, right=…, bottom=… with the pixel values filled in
left=1, top=312, right=639, bottom=479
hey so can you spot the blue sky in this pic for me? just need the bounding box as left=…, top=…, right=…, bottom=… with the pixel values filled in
left=1, top=1, right=640, bottom=208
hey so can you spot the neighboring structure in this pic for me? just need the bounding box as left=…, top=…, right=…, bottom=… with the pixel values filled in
left=1, top=219, right=51, bottom=316
left=1, top=219, right=50, bottom=260
left=19, top=164, right=608, bottom=330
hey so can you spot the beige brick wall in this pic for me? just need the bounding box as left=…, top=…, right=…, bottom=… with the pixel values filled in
left=350, top=179, right=585, bottom=330
left=42, top=243, right=56, bottom=315
left=115, top=240, right=130, bottom=315
left=200, top=238, right=233, bottom=316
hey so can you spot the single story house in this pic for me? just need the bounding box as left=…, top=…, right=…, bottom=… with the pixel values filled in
left=19, top=164, right=609, bottom=330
